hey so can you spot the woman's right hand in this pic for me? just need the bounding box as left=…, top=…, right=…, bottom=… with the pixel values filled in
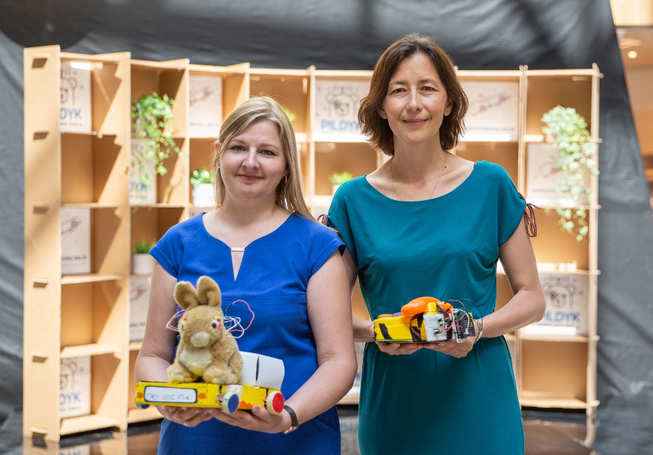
left=156, top=405, right=212, bottom=427
left=376, top=341, right=423, bottom=355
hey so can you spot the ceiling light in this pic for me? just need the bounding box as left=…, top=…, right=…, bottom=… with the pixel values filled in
left=628, top=51, right=638, bottom=59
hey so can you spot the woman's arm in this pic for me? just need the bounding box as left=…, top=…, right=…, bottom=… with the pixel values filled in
left=210, top=250, right=358, bottom=433
left=134, top=261, right=178, bottom=382
left=134, top=262, right=211, bottom=427
left=422, top=218, right=545, bottom=358
left=341, top=248, right=375, bottom=343
left=481, top=218, right=546, bottom=338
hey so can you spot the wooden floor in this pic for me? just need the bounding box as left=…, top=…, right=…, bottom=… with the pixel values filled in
left=1, top=408, right=597, bottom=455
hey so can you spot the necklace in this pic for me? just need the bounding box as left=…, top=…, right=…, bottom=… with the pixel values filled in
left=391, top=152, right=449, bottom=201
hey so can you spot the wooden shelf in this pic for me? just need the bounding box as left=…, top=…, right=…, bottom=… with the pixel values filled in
left=60, top=414, right=122, bottom=436
left=61, top=273, right=123, bottom=285
left=61, top=343, right=122, bottom=358
left=520, top=391, right=588, bottom=410
left=23, top=46, right=601, bottom=445
left=128, top=406, right=162, bottom=424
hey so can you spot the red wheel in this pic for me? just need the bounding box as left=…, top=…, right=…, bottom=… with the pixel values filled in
left=266, top=391, right=284, bottom=415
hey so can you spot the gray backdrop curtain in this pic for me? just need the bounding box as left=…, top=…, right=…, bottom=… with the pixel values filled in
left=1, top=1, right=652, bottom=453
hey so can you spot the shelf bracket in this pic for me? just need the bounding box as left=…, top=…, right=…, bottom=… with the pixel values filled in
left=32, top=277, right=49, bottom=287
left=31, top=352, right=49, bottom=362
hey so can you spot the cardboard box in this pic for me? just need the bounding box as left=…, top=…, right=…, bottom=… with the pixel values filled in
left=189, top=74, right=223, bottom=138
left=460, top=80, right=519, bottom=142
left=526, top=142, right=589, bottom=207
left=129, top=138, right=157, bottom=205
left=60, top=356, right=91, bottom=418
left=526, top=272, right=589, bottom=335
left=130, top=276, right=151, bottom=341
left=60, top=60, right=92, bottom=134
left=313, top=79, right=370, bottom=142
left=61, top=207, right=91, bottom=275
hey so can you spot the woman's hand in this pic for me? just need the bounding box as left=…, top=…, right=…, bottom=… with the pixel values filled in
left=376, top=341, right=423, bottom=355
left=421, top=335, right=475, bottom=358
left=156, top=405, right=213, bottom=427
left=204, top=405, right=291, bottom=434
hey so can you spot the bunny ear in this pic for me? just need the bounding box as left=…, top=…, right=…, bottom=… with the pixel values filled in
left=174, top=281, right=200, bottom=311
left=196, top=275, right=222, bottom=308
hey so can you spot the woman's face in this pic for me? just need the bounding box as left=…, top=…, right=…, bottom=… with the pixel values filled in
left=219, top=119, right=287, bottom=204
left=378, top=52, right=453, bottom=150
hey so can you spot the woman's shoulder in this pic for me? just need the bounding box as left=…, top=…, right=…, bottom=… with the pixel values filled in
left=289, top=213, right=340, bottom=238
left=162, top=212, right=206, bottom=238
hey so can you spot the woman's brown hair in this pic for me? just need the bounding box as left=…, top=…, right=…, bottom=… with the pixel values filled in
left=359, top=33, right=468, bottom=155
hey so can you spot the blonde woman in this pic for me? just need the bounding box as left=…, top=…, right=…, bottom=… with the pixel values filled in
left=136, top=96, right=356, bottom=455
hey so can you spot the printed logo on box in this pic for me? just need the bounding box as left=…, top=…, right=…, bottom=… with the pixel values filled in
left=130, top=139, right=157, bottom=205
left=531, top=273, right=589, bottom=335
left=61, top=207, right=91, bottom=275
left=130, top=276, right=151, bottom=341
left=189, top=74, right=223, bottom=138
left=526, top=143, right=589, bottom=207
left=60, top=61, right=92, bottom=134
left=313, top=80, right=370, bottom=141
left=60, top=356, right=91, bottom=418
left=460, top=80, right=519, bottom=142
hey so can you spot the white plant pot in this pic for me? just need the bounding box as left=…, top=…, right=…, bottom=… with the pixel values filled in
left=132, top=254, right=154, bottom=275
left=192, top=183, right=215, bottom=207
left=332, top=184, right=341, bottom=195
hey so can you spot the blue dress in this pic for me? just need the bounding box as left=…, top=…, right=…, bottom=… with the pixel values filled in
left=328, top=161, right=527, bottom=455
left=150, top=213, right=344, bottom=455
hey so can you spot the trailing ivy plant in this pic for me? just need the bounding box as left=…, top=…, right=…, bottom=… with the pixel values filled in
left=131, top=92, right=180, bottom=187
left=541, top=105, right=599, bottom=242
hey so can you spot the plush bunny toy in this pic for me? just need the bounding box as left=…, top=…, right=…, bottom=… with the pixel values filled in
left=167, top=275, right=244, bottom=385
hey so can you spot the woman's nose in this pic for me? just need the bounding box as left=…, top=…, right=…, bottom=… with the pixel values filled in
left=406, top=89, right=421, bottom=110
left=243, top=148, right=259, bottom=167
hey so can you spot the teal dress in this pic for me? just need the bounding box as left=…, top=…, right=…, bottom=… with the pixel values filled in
left=328, top=161, right=526, bottom=455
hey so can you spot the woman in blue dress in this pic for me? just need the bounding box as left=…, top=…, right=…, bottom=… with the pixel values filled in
left=135, top=96, right=357, bottom=455
left=327, top=34, right=545, bottom=454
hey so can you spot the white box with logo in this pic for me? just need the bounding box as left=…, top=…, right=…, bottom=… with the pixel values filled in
left=60, top=356, right=91, bottom=418
left=130, top=138, right=157, bottom=205
left=60, top=60, right=92, bottom=134
left=189, top=74, right=223, bottom=138
left=313, top=79, right=370, bottom=142
left=526, top=272, right=589, bottom=335
left=460, top=80, right=519, bottom=142
left=130, top=276, right=151, bottom=341
left=61, top=207, right=91, bottom=275
left=526, top=142, right=589, bottom=207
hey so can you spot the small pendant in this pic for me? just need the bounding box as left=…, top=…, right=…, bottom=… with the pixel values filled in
left=230, top=247, right=245, bottom=253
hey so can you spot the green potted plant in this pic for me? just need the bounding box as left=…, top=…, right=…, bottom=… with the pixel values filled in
left=541, top=105, right=599, bottom=242
left=131, top=92, right=181, bottom=188
left=132, top=239, right=155, bottom=274
left=190, top=167, right=215, bottom=207
left=328, top=171, right=353, bottom=194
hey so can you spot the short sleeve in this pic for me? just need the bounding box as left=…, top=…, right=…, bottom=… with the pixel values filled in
left=150, top=225, right=183, bottom=278
left=496, top=167, right=527, bottom=246
left=326, top=181, right=360, bottom=268
left=305, top=220, right=345, bottom=278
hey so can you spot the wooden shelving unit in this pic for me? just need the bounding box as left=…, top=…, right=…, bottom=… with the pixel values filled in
left=23, top=45, right=601, bottom=445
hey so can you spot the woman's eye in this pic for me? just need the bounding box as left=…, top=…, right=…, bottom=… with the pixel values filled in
left=261, top=149, right=275, bottom=156
left=231, top=145, right=245, bottom=151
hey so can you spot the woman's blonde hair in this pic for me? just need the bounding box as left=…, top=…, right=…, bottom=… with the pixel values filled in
left=212, top=96, right=314, bottom=220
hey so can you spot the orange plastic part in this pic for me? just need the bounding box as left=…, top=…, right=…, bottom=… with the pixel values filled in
left=401, top=297, right=435, bottom=317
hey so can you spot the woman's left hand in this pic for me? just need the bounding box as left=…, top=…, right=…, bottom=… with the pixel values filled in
left=421, top=336, right=475, bottom=358
left=205, top=404, right=290, bottom=434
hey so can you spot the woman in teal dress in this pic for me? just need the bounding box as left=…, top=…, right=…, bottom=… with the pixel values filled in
left=328, top=34, right=545, bottom=454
